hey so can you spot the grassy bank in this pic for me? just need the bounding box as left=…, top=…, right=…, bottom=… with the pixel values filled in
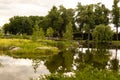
left=0, top=39, right=59, bottom=57
left=0, top=39, right=77, bottom=58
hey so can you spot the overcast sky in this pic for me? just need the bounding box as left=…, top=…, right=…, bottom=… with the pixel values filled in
left=0, top=0, right=114, bottom=26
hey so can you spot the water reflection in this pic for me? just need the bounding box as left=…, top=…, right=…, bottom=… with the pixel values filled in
left=0, top=56, right=49, bottom=80
left=45, top=43, right=120, bottom=74
left=45, top=48, right=75, bottom=73
left=78, top=43, right=120, bottom=71
left=110, top=58, right=119, bottom=71
left=32, top=59, right=45, bottom=73
left=0, top=43, right=120, bottom=80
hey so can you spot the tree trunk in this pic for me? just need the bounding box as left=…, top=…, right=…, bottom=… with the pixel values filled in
left=115, top=26, right=118, bottom=59
left=88, top=31, right=90, bottom=51
left=116, top=26, right=118, bottom=41
left=115, top=46, right=118, bottom=59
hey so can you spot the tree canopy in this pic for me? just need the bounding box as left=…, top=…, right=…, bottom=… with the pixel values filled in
left=112, top=0, right=120, bottom=40
left=92, top=24, right=113, bottom=42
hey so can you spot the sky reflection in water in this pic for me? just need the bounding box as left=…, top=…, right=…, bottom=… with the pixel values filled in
left=0, top=56, right=50, bottom=80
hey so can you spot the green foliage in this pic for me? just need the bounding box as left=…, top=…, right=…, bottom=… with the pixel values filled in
left=32, top=25, right=40, bottom=41
left=112, top=0, right=120, bottom=40
left=46, top=27, right=54, bottom=37
left=32, top=25, right=45, bottom=41
left=0, top=29, right=3, bottom=37
left=46, top=6, right=75, bottom=37
left=110, top=58, right=119, bottom=71
left=92, top=24, right=113, bottom=42
left=2, top=16, right=47, bottom=35
left=75, top=65, right=120, bottom=80
left=45, top=49, right=74, bottom=73
left=2, top=23, right=10, bottom=34
left=63, top=22, right=73, bottom=40
left=112, top=0, right=120, bottom=27
left=39, top=28, right=45, bottom=39
left=6, top=16, right=33, bottom=35
left=46, top=6, right=63, bottom=37
left=40, top=65, right=120, bottom=80
left=94, top=3, right=109, bottom=25
left=76, top=4, right=95, bottom=32
left=0, top=39, right=59, bottom=59
left=76, top=3, right=110, bottom=42
left=59, top=5, right=75, bottom=32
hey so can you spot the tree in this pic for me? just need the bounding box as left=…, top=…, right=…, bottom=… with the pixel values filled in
left=92, top=24, right=113, bottom=42
left=32, top=24, right=40, bottom=41
left=63, top=22, right=73, bottom=40
left=32, top=25, right=45, bottom=41
left=76, top=4, right=95, bottom=49
left=39, top=28, right=45, bottom=40
left=46, top=6, right=63, bottom=37
left=3, top=16, right=33, bottom=35
left=59, top=5, right=75, bottom=32
left=94, top=3, right=109, bottom=25
left=46, top=27, right=54, bottom=38
left=112, top=0, right=120, bottom=40
left=2, top=16, right=46, bottom=35
left=2, top=23, right=10, bottom=34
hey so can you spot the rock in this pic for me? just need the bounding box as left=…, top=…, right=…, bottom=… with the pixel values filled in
left=9, top=46, right=22, bottom=51
left=35, top=46, right=58, bottom=50
left=9, top=46, right=16, bottom=50
left=35, top=47, right=51, bottom=50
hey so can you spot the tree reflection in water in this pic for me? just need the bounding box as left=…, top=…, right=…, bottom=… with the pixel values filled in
left=45, top=43, right=120, bottom=73
left=45, top=48, right=75, bottom=73
left=32, top=59, right=41, bottom=73
left=110, top=45, right=119, bottom=71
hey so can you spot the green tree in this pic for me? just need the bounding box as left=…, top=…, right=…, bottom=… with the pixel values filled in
left=75, top=3, right=85, bottom=32
left=59, top=5, right=75, bottom=32
left=46, top=27, right=54, bottom=38
left=2, top=16, right=46, bottom=35
left=94, top=3, right=109, bottom=25
left=3, top=16, right=33, bottom=35
left=32, top=25, right=45, bottom=41
left=0, top=29, right=3, bottom=37
left=46, top=6, right=63, bottom=37
left=63, top=22, right=73, bottom=40
left=2, top=23, right=10, bottom=34
left=32, top=24, right=40, bottom=41
left=112, top=0, right=120, bottom=40
left=39, top=28, right=45, bottom=40
left=78, top=4, right=95, bottom=49
left=92, top=24, right=113, bottom=42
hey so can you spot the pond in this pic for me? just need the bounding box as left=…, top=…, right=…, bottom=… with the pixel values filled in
left=0, top=47, right=120, bottom=80
left=0, top=55, right=50, bottom=80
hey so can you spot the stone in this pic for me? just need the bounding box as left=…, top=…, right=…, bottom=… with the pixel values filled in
left=10, top=46, right=22, bottom=51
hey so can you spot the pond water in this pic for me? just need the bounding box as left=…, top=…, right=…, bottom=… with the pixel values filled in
left=0, top=47, right=120, bottom=80
left=78, top=48, right=120, bottom=59
left=0, top=56, right=49, bottom=80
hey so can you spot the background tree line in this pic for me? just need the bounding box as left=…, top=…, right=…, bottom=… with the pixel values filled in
left=2, top=0, right=120, bottom=41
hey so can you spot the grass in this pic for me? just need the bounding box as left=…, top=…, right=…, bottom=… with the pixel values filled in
left=0, top=39, right=59, bottom=58
left=0, top=38, right=77, bottom=59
